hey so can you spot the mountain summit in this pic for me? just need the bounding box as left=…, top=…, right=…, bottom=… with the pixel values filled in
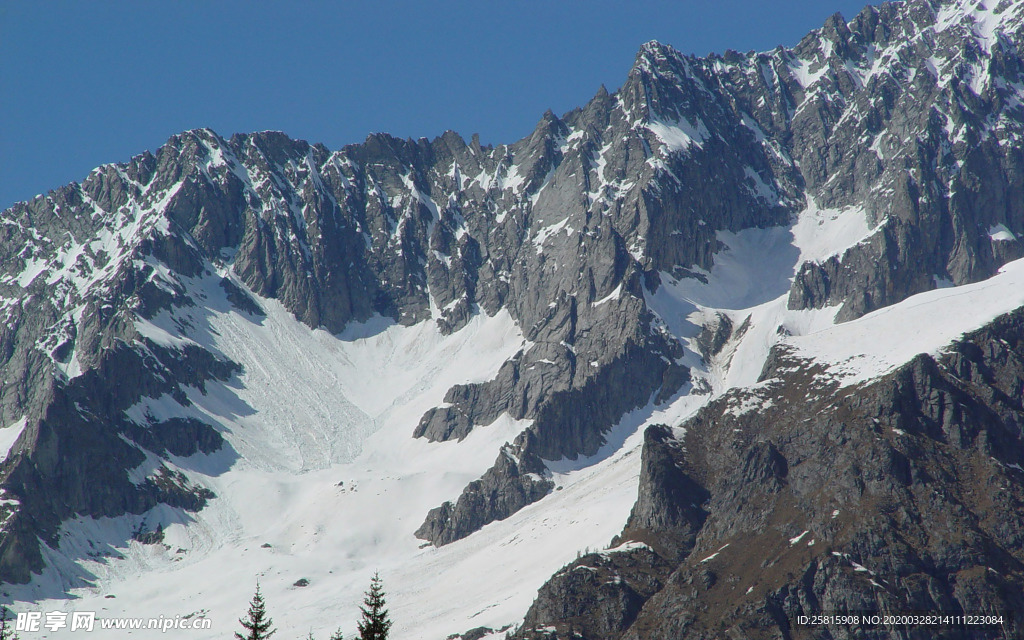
left=1, top=0, right=1024, bottom=638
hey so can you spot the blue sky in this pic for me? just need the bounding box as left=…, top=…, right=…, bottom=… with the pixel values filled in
left=1, top=1, right=875, bottom=211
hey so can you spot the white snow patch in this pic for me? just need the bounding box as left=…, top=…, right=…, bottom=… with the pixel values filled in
left=503, top=165, right=528, bottom=194
left=790, top=57, right=828, bottom=89
left=791, top=201, right=876, bottom=265
left=533, top=217, right=571, bottom=252
left=592, top=284, right=623, bottom=307
left=400, top=173, right=440, bottom=221
left=644, top=197, right=882, bottom=400
left=646, top=117, right=710, bottom=152
left=743, top=167, right=780, bottom=203
left=989, top=223, right=1016, bottom=242
left=699, top=544, right=730, bottom=564
left=937, top=0, right=1017, bottom=55
left=134, top=314, right=200, bottom=351
left=602, top=540, right=651, bottom=556
left=740, top=113, right=767, bottom=143
left=786, top=257, right=1024, bottom=387
left=868, top=134, right=886, bottom=161
left=16, top=257, right=48, bottom=288
left=0, top=417, right=26, bottom=461
left=725, top=391, right=775, bottom=417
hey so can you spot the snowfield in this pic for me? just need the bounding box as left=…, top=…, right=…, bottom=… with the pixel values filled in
left=3, top=269, right=652, bottom=639
left=6, top=196, right=1024, bottom=639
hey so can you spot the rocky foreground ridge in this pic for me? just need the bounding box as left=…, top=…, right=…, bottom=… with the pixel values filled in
left=515, top=311, right=1024, bottom=639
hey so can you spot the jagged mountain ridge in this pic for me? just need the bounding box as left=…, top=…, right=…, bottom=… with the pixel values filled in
left=1, top=0, right=1024, bottom=637
left=0, top=26, right=797, bottom=576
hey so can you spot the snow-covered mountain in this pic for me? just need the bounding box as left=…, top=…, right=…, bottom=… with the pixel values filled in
left=2, top=0, right=1024, bottom=638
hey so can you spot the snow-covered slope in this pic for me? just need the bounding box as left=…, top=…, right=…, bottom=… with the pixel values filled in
left=7, top=187, right=1023, bottom=638
left=0, top=265, right=649, bottom=638
left=5, top=0, right=1024, bottom=637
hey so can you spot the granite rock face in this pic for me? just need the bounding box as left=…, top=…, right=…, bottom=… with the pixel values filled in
left=419, top=0, right=1024, bottom=544
left=516, top=307, right=1024, bottom=640
left=772, top=2, right=1024, bottom=319
left=1, top=0, right=1024, bottom=604
left=515, top=546, right=675, bottom=640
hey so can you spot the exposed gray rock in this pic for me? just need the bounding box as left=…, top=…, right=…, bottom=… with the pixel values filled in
left=415, top=332, right=688, bottom=546
left=519, top=307, right=1024, bottom=639
left=218, top=277, right=264, bottom=317
left=0, top=335, right=231, bottom=583
left=450, top=626, right=508, bottom=640
left=695, top=313, right=733, bottom=362
left=770, top=2, right=1024, bottom=320
left=514, top=546, right=675, bottom=640
left=3, top=0, right=1024, bottom=605
left=618, top=426, right=708, bottom=562
left=133, top=524, right=164, bottom=545
left=414, top=442, right=553, bottom=546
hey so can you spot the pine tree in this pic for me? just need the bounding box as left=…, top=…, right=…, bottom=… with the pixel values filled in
left=0, top=607, right=17, bottom=640
left=235, top=582, right=276, bottom=640
left=356, top=573, right=391, bottom=640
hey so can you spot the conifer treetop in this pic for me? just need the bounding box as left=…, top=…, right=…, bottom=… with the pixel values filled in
left=236, top=582, right=276, bottom=640
left=357, top=573, right=392, bottom=640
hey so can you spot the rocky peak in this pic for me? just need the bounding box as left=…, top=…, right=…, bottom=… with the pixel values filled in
left=5, top=5, right=1024, bottom=632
